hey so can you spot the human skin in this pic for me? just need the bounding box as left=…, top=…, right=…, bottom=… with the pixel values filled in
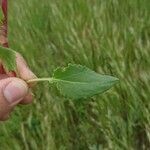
left=0, top=54, right=37, bottom=121
left=0, top=0, right=37, bottom=121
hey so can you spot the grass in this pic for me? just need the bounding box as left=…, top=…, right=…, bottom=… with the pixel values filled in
left=0, top=0, right=150, bottom=149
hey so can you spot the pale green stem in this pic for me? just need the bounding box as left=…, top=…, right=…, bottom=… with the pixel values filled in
left=27, top=78, right=54, bottom=84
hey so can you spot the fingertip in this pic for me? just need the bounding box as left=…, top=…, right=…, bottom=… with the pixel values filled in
left=16, top=53, right=37, bottom=82
left=18, top=65, right=37, bottom=81
left=2, top=78, right=29, bottom=105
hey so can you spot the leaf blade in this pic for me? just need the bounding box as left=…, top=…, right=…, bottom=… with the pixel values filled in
left=53, top=64, right=119, bottom=99
left=0, top=46, right=16, bottom=72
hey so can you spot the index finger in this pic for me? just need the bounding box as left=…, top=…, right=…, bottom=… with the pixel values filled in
left=16, top=53, right=37, bottom=87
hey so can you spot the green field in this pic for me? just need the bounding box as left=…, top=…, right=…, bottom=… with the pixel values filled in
left=0, top=0, right=150, bottom=149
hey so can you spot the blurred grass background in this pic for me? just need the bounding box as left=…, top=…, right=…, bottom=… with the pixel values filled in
left=0, top=0, right=150, bottom=149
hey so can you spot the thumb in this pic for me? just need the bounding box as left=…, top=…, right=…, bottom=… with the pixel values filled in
left=0, top=77, right=28, bottom=120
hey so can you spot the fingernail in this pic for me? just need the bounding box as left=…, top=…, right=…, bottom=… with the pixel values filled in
left=3, top=80, right=28, bottom=104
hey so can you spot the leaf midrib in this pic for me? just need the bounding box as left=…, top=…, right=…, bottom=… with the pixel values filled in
left=53, top=78, right=117, bottom=85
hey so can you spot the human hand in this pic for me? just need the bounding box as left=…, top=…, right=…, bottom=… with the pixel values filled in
left=0, top=53, right=36, bottom=121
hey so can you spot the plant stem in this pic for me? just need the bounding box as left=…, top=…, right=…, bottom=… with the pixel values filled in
left=27, top=78, right=53, bottom=83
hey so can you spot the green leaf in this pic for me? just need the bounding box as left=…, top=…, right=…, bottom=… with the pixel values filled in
left=53, top=64, right=119, bottom=99
left=0, top=46, right=118, bottom=99
left=0, top=46, right=16, bottom=72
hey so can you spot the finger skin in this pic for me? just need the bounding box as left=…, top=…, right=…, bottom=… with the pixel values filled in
left=1, top=53, right=37, bottom=83
left=0, top=114, right=10, bottom=121
left=1, top=53, right=37, bottom=105
left=0, top=74, right=8, bottom=80
left=0, top=0, right=35, bottom=119
left=19, top=92, right=33, bottom=105
left=16, top=53, right=37, bottom=83
left=0, top=74, right=34, bottom=105
left=0, top=77, right=28, bottom=121
left=15, top=53, right=37, bottom=103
